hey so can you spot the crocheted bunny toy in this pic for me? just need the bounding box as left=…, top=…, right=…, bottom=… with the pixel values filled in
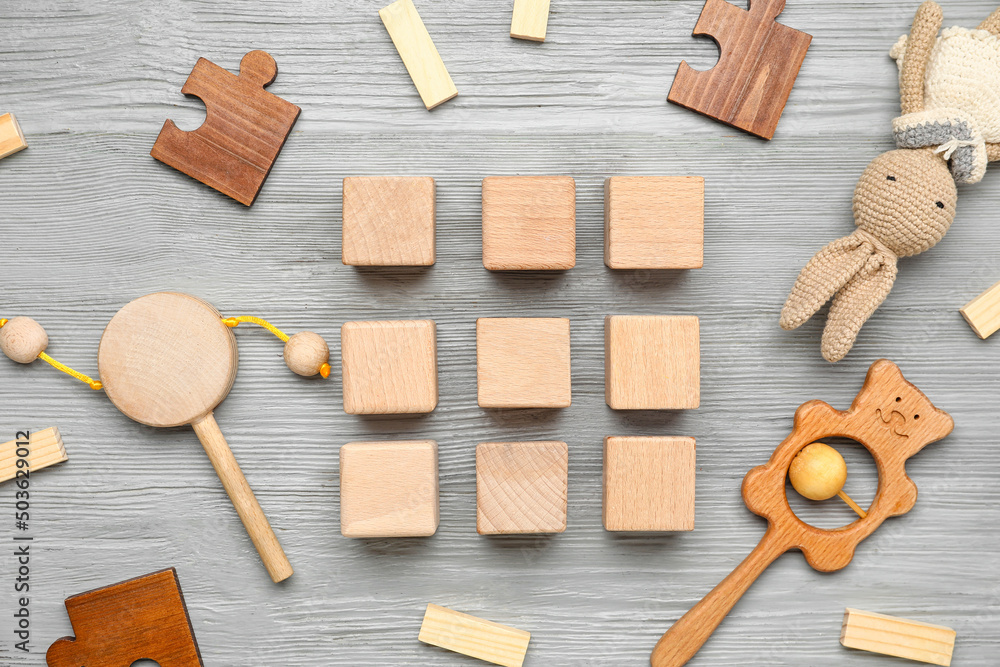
left=781, top=1, right=1000, bottom=362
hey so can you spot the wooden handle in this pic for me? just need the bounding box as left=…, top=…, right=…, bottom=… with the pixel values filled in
left=191, top=413, right=294, bottom=583
left=650, top=529, right=787, bottom=667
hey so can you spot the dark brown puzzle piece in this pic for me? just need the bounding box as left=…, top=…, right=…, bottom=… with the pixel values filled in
left=668, top=0, right=811, bottom=140
left=151, top=50, right=301, bottom=206
left=46, top=568, right=203, bottom=667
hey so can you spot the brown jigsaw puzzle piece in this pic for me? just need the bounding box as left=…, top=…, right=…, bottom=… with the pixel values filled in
left=668, top=0, right=811, bottom=140
left=151, top=50, right=301, bottom=206
left=46, top=568, right=203, bottom=667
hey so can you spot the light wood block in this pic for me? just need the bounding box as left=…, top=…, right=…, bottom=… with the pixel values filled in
left=482, top=176, right=575, bottom=271
left=0, top=113, right=27, bottom=160
left=605, top=315, right=700, bottom=410
left=477, top=441, right=568, bottom=535
left=340, top=441, right=439, bottom=538
left=1, top=427, right=67, bottom=484
left=342, top=176, right=436, bottom=266
left=604, top=176, right=704, bottom=269
left=603, top=436, right=695, bottom=532
left=841, top=608, right=956, bottom=666
left=379, top=0, right=458, bottom=110
left=477, top=318, right=571, bottom=408
left=418, top=603, right=531, bottom=667
left=510, top=0, right=550, bottom=41
left=341, top=320, right=438, bottom=414
left=960, top=279, right=1000, bottom=339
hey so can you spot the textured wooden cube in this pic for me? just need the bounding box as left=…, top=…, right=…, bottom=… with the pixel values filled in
left=605, top=176, right=704, bottom=269
left=603, top=436, right=695, bottom=532
left=477, top=441, right=568, bottom=535
left=605, top=315, right=700, bottom=410
left=482, top=176, right=575, bottom=270
left=341, top=320, right=438, bottom=414
left=477, top=318, right=571, bottom=408
left=340, top=440, right=439, bottom=538
left=342, top=176, right=435, bottom=266
left=0, top=113, right=27, bottom=160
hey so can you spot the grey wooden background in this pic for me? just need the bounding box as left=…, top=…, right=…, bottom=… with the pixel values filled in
left=2, top=0, right=998, bottom=665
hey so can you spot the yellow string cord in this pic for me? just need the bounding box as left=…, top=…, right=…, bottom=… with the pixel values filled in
left=223, top=315, right=330, bottom=378
left=37, top=353, right=104, bottom=390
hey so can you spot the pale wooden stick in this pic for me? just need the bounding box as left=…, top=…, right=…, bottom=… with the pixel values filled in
left=419, top=603, right=531, bottom=667
left=841, top=608, right=956, bottom=666
left=0, top=427, right=67, bottom=483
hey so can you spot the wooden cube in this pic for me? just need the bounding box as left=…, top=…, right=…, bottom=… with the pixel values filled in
left=342, top=176, right=435, bottom=266
left=477, top=441, right=568, bottom=535
left=960, top=279, right=1000, bottom=340
left=603, top=436, right=695, bottom=532
left=477, top=318, right=571, bottom=408
left=605, top=315, right=699, bottom=410
left=482, top=176, right=575, bottom=270
left=340, top=440, right=439, bottom=537
left=0, top=113, right=27, bottom=160
left=605, top=176, right=704, bottom=269
left=341, top=320, right=438, bottom=414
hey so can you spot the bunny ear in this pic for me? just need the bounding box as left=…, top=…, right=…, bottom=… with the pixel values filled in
left=899, top=1, right=943, bottom=115
left=821, top=253, right=899, bottom=362
left=987, top=144, right=1000, bottom=162
left=979, top=7, right=1000, bottom=35
left=780, top=232, right=875, bottom=331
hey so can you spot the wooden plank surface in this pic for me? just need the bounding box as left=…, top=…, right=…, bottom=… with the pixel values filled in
left=1, top=1, right=999, bottom=665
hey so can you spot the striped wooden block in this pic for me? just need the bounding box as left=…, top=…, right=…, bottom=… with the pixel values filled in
left=841, top=608, right=956, bottom=666
left=418, top=603, right=530, bottom=667
left=1, top=427, right=68, bottom=483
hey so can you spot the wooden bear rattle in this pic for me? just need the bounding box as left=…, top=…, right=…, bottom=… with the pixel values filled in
left=650, top=359, right=953, bottom=666
left=1, top=292, right=331, bottom=583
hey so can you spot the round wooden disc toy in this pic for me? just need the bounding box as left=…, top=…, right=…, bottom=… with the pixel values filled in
left=98, top=292, right=293, bottom=583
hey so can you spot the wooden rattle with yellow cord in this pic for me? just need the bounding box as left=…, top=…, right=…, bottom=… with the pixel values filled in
left=0, top=292, right=331, bottom=583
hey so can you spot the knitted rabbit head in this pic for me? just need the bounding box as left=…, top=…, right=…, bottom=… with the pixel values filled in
left=781, top=1, right=1000, bottom=362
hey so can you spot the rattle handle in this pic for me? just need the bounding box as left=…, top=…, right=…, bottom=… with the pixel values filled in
left=192, top=413, right=294, bottom=583
left=650, top=529, right=787, bottom=667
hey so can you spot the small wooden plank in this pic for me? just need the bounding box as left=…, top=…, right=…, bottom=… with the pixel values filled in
left=603, top=436, right=696, bottom=532
left=340, top=441, right=439, bottom=538
left=605, top=315, right=700, bottom=410
left=418, top=603, right=531, bottom=667
left=341, top=320, right=438, bottom=414
left=379, top=0, right=458, bottom=110
left=510, top=0, right=551, bottom=42
left=960, top=279, right=1000, bottom=339
left=477, top=441, right=568, bottom=534
left=0, top=113, right=27, bottom=159
left=342, top=176, right=436, bottom=266
left=0, top=427, right=67, bottom=484
left=476, top=317, right=571, bottom=408
left=841, top=608, right=956, bottom=666
left=604, top=176, right=704, bottom=269
left=482, top=176, right=576, bottom=270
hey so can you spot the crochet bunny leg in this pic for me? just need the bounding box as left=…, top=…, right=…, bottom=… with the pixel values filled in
left=780, top=232, right=875, bottom=331
left=979, top=7, right=1000, bottom=35
left=899, top=1, right=943, bottom=115
left=821, top=252, right=899, bottom=362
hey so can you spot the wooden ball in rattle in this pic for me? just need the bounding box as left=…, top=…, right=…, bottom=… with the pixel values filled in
left=0, top=317, right=48, bottom=364
left=789, top=442, right=866, bottom=518
left=284, top=331, right=330, bottom=377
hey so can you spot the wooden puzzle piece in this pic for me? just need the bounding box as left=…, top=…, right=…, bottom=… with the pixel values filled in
left=604, top=177, right=704, bottom=269
left=650, top=360, right=954, bottom=667
left=841, top=608, right=956, bottom=666
left=603, top=436, right=696, bottom=531
left=482, top=176, right=576, bottom=270
left=150, top=50, right=301, bottom=206
left=668, top=0, right=812, bottom=140
left=419, top=603, right=531, bottom=667
left=477, top=441, right=568, bottom=534
left=341, top=320, right=438, bottom=414
left=46, top=568, right=203, bottom=667
left=476, top=318, right=571, bottom=408
left=340, top=441, right=439, bottom=537
left=342, top=176, right=436, bottom=266
left=0, top=113, right=27, bottom=160
left=380, top=0, right=458, bottom=110
left=0, top=427, right=67, bottom=484
left=960, top=279, right=1000, bottom=339
left=605, top=315, right=700, bottom=410
left=511, top=0, right=551, bottom=42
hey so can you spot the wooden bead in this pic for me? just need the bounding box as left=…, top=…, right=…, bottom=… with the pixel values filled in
left=788, top=442, right=847, bottom=501
left=0, top=316, right=48, bottom=364
left=283, top=331, right=329, bottom=377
